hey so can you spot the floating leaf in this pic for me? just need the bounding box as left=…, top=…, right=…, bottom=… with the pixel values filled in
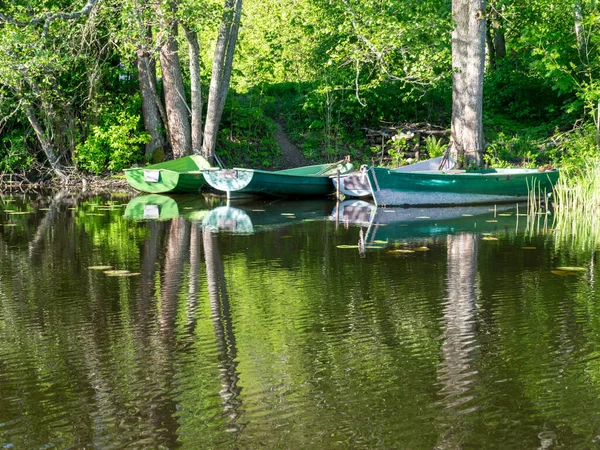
left=281, top=213, right=295, bottom=216
left=415, top=247, right=430, bottom=251
left=416, top=216, right=430, bottom=219
left=372, top=240, right=388, bottom=244
left=498, top=213, right=513, bottom=216
left=383, top=209, right=395, bottom=213
left=387, top=249, right=415, bottom=254
left=555, top=266, right=586, bottom=272
left=89, top=265, right=113, bottom=270
left=482, top=237, right=499, bottom=241
left=337, top=245, right=359, bottom=249
left=522, top=246, right=537, bottom=250
left=462, top=214, right=473, bottom=217
left=7, top=211, right=32, bottom=215
left=252, top=209, right=265, bottom=212
left=39, top=208, right=51, bottom=211
left=0, top=223, right=17, bottom=227
left=486, top=220, right=498, bottom=223
left=551, top=270, right=578, bottom=277
left=111, top=272, right=141, bottom=277
left=281, top=235, right=293, bottom=239
left=103, top=269, right=130, bottom=276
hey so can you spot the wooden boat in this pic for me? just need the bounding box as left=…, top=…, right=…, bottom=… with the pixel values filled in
left=202, top=160, right=354, bottom=198
left=365, top=166, right=559, bottom=206
left=124, top=155, right=211, bottom=194
left=331, top=155, right=454, bottom=198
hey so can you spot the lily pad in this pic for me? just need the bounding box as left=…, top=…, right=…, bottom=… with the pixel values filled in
left=0, top=223, right=17, bottom=227
left=337, top=245, right=359, bottom=249
left=6, top=211, right=32, bottom=215
left=498, top=213, right=513, bottom=216
left=522, top=246, right=537, bottom=250
left=103, top=269, right=131, bottom=276
left=387, top=249, right=415, bottom=254
left=551, top=270, right=578, bottom=277
left=416, top=216, right=430, bottom=219
left=486, top=220, right=498, bottom=223
left=462, top=214, right=473, bottom=217
left=415, top=247, right=430, bottom=251
left=281, top=213, right=295, bottom=216
left=555, top=266, right=586, bottom=272
left=482, top=237, right=499, bottom=241
left=89, top=265, right=114, bottom=270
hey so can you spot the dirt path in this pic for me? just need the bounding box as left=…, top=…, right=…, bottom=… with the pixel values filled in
left=275, top=121, right=309, bottom=169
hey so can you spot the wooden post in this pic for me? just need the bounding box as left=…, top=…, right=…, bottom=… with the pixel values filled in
left=336, top=170, right=341, bottom=200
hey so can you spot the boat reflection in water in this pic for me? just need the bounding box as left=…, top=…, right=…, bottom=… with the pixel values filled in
left=331, top=199, right=528, bottom=249
left=124, top=194, right=212, bottom=221
left=202, top=199, right=335, bottom=234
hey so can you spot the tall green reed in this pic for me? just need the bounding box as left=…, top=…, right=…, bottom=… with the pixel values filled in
left=552, top=159, right=600, bottom=251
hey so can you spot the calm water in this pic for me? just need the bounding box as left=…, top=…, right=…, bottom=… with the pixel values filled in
left=0, top=191, right=599, bottom=449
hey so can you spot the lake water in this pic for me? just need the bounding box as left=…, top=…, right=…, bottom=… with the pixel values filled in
left=0, top=191, right=599, bottom=449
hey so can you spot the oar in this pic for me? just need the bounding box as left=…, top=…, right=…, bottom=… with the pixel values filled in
left=315, top=156, right=350, bottom=176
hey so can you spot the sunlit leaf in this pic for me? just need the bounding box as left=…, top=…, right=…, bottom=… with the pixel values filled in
left=482, top=237, right=499, bottom=241
left=337, top=244, right=359, bottom=248
left=415, top=247, right=430, bottom=251
left=89, top=265, right=114, bottom=270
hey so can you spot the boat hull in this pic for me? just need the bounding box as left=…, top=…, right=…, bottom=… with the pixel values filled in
left=332, top=156, right=454, bottom=198
left=124, top=155, right=210, bottom=194
left=366, top=167, right=559, bottom=206
left=203, top=162, right=353, bottom=198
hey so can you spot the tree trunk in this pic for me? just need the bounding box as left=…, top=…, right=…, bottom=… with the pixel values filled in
left=159, top=26, right=192, bottom=159
left=451, top=0, right=486, bottom=168
left=202, top=0, right=243, bottom=162
left=184, top=25, right=203, bottom=154
left=22, top=101, right=65, bottom=178
left=137, top=47, right=166, bottom=159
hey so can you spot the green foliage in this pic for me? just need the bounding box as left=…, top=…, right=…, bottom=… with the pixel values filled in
left=548, top=123, right=600, bottom=173
left=217, top=91, right=280, bottom=168
left=0, top=130, right=34, bottom=173
left=424, top=136, right=445, bottom=158
left=74, top=96, right=150, bottom=174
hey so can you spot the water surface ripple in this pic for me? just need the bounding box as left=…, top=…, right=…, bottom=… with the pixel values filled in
left=0, top=193, right=599, bottom=448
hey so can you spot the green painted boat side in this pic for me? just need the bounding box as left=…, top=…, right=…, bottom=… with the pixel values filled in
left=124, top=155, right=211, bottom=193
left=124, top=194, right=210, bottom=221
left=366, top=167, right=560, bottom=206
left=202, top=162, right=354, bottom=197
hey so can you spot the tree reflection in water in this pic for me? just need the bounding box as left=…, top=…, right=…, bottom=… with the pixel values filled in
left=437, top=233, right=479, bottom=448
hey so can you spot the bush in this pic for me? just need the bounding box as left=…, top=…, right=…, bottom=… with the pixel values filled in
left=0, top=131, right=34, bottom=173
left=74, top=96, right=150, bottom=174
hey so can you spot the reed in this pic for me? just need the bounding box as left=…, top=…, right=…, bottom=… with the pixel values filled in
left=552, top=159, right=600, bottom=251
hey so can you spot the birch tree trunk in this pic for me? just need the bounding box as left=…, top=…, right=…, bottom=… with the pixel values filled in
left=184, top=25, right=203, bottom=154
left=202, top=0, right=243, bottom=162
left=160, top=26, right=192, bottom=159
left=451, top=0, right=486, bottom=168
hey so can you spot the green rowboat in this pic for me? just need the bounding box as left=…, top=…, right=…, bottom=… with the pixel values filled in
left=124, top=155, right=211, bottom=194
left=365, top=167, right=559, bottom=206
left=202, top=161, right=354, bottom=198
